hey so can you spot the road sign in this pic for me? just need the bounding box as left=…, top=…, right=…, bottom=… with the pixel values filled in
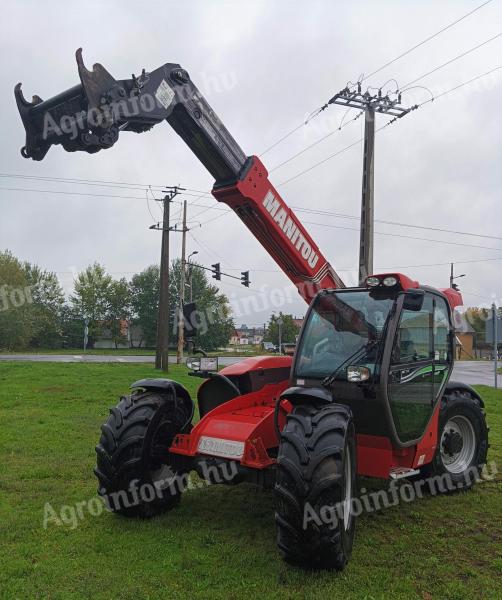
left=485, top=317, right=502, bottom=344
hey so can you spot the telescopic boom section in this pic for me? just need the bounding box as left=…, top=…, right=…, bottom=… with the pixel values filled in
left=15, top=50, right=344, bottom=303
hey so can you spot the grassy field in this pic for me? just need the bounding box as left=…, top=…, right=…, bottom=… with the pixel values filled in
left=0, top=362, right=500, bottom=599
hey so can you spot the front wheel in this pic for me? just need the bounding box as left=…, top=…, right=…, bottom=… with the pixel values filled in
left=424, top=389, right=488, bottom=490
left=274, top=403, right=356, bottom=570
left=94, top=388, right=192, bottom=517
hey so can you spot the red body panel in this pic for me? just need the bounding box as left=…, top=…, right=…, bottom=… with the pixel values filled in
left=170, top=380, right=291, bottom=469
left=212, top=156, right=344, bottom=304
left=357, top=402, right=440, bottom=477
left=218, top=355, right=292, bottom=376
left=170, top=364, right=441, bottom=478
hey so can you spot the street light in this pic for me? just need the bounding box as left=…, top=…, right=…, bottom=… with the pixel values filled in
left=449, top=263, right=466, bottom=290
left=277, top=316, right=283, bottom=354
left=187, top=251, right=198, bottom=302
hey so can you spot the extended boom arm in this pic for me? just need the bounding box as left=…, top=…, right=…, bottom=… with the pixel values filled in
left=15, top=50, right=344, bottom=303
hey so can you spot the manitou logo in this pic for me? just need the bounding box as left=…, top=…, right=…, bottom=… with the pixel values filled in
left=262, top=190, right=319, bottom=269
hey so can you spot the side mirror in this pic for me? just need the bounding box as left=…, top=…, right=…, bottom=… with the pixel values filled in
left=186, top=356, right=218, bottom=372
left=402, top=290, right=425, bottom=312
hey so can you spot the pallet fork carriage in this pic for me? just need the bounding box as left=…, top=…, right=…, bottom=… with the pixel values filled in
left=16, top=50, right=489, bottom=569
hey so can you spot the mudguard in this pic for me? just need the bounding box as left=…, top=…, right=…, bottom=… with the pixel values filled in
left=444, top=380, right=485, bottom=407
left=131, top=378, right=195, bottom=421
left=280, top=385, right=334, bottom=406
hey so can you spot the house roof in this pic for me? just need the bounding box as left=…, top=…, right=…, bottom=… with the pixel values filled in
left=453, top=311, right=475, bottom=334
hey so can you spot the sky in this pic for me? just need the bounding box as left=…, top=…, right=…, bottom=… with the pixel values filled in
left=1, top=0, right=501, bottom=327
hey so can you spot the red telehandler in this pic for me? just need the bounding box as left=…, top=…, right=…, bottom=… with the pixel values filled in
left=16, top=51, right=488, bottom=570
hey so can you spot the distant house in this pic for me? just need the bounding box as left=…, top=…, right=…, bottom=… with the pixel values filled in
left=94, top=320, right=145, bottom=349
left=292, top=316, right=304, bottom=330
left=453, top=312, right=475, bottom=359
left=230, top=324, right=264, bottom=346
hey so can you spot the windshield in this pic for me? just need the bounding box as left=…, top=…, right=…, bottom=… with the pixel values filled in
left=295, top=290, right=394, bottom=380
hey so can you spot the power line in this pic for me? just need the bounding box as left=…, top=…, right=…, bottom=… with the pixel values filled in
left=276, top=64, right=502, bottom=187
left=257, top=1, right=493, bottom=158
left=268, top=110, right=364, bottom=173
left=301, top=219, right=502, bottom=253
left=399, top=31, right=502, bottom=92
left=2, top=179, right=500, bottom=243
left=360, top=0, right=494, bottom=84
left=416, top=64, right=502, bottom=106
left=289, top=206, right=502, bottom=241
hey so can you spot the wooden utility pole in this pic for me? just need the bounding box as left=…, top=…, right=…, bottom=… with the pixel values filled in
left=177, top=200, right=188, bottom=364
left=328, top=84, right=413, bottom=284
left=151, top=186, right=185, bottom=371
left=359, top=107, right=375, bottom=284
left=154, top=194, right=171, bottom=371
left=493, top=303, right=498, bottom=389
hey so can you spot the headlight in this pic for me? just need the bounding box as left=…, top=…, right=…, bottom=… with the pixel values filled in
left=347, top=366, right=370, bottom=382
left=366, top=276, right=381, bottom=287
left=383, top=276, right=398, bottom=287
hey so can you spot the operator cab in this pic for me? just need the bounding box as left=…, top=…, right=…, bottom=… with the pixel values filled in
left=291, top=273, right=456, bottom=447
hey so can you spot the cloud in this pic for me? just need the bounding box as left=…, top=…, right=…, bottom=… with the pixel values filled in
left=1, top=0, right=501, bottom=324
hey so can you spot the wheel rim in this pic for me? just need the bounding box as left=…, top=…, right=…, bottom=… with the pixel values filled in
left=149, top=464, right=176, bottom=490
left=342, top=445, right=352, bottom=531
left=440, top=415, right=476, bottom=474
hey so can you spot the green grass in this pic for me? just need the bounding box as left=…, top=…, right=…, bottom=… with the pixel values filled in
left=0, top=347, right=156, bottom=355
left=0, top=363, right=500, bottom=599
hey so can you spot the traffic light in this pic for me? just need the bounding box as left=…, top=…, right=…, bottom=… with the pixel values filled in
left=241, top=271, right=250, bottom=287
left=211, top=263, right=221, bottom=280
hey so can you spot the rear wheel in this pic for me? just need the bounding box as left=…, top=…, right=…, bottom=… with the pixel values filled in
left=94, top=389, right=192, bottom=517
left=274, top=403, right=356, bottom=570
left=424, top=389, right=488, bottom=490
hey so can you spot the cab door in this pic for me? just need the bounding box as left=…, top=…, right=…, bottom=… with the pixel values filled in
left=387, top=294, right=435, bottom=443
left=387, top=293, right=454, bottom=444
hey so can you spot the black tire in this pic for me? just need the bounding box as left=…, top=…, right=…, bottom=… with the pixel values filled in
left=423, top=388, right=488, bottom=491
left=274, top=403, right=356, bottom=570
left=94, top=389, right=192, bottom=518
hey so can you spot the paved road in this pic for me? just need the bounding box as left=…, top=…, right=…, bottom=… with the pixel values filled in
left=0, top=355, right=497, bottom=387
left=451, top=360, right=498, bottom=387
left=0, top=353, right=244, bottom=366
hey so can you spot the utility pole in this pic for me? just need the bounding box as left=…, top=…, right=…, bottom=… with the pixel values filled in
left=493, top=303, right=498, bottom=389
left=359, top=107, right=375, bottom=283
left=152, top=193, right=172, bottom=371
left=328, top=84, right=414, bottom=284
left=177, top=200, right=188, bottom=364
left=150, top=186, right=185, bottom=371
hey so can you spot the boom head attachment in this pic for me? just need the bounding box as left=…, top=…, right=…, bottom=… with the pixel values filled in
left=14, top=49, right=246, bottom=181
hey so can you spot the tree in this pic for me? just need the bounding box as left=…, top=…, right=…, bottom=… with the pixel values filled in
left=106, top=278, right=131, bottom=348
left=265, top=313, right=300, bottom=346
left=60, top=305, right=85, bottom=349
left=0, top=250, right=36, bottom=350
left=70, top=263, right=113, bottom=348
left=23, top=263, right=65, bottom=348
left=130, top=265, right=160, bottom=347
left=464, top=307, right=490, bottom=351
left=170, top=259, right=234, bottom=351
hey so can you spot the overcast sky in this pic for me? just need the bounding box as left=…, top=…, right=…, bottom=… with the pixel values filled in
left=1, top=0, right=501, bottom=326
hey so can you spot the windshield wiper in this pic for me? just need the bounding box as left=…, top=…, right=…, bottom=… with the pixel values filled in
left=321, top=340, right=378, bottom=388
